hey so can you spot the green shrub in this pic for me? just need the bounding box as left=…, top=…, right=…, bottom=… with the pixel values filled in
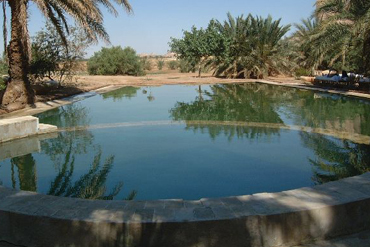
left=0, top=58, right=8, bottom=76
left=140, top=57, right=152, bottom=71
left=167, top=60, right=178, bottom=70
left=157, top=59, right=165, bottom=70
left=88, top=46, right=145, bottom=76
left=294, top=68, right=311, bottom=77
left=178, top=59, right=195, bottom=73
left=0, top=79, right=6, bottom=90
left=0, top=57, right=8, bottom=91
left=30, top=23, right=91, bottom=84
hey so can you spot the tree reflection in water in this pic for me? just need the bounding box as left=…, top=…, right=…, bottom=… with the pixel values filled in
left=102, top=86, right=140, bottom=101
left=9, top=144, right=137, bottom=200
left=9, top=103, right=137, bottom=200
left=48, top=150, right=137, bottom=200
left=300, top=132, right=370, bottom=184
left=170, top=83, right=283, bottom=140
left=11, top=154, right=37, bottom=191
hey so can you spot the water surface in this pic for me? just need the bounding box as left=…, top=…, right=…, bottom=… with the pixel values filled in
left=0, top=83, right=369, bottom=200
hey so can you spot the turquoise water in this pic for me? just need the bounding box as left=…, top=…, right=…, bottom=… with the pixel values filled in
left=0, top=83, right=369, bottom=200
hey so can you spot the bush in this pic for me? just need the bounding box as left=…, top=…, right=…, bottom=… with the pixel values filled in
left=0, top=80, right=6, bottom=91
left=294, top=68, right=311, bottom=77
left=167, top=60, right=178, bottom=70
left=157, top=59, right=165, bottom=70
left=178, top=59, right=195, bottom=73
left=88, top=46, right=145, bottom=76
left=0, top=58, right=8, bottom=76
left=140, top=57, right=152, bottom=71
left=30, top=23, right=91, bottom=84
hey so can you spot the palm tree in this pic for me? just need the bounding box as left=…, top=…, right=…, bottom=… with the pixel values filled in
left=208, top=13, right=292, bottom=79
left=313, top=0, right=370, bottom=73
left=292, top=17, right=321, bottom=72
left=0, top=0, right=132, bottom=111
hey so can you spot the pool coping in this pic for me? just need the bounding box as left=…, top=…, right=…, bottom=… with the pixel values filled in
left=256, top=80, right=370, bottom=100
left=1, top=173, right=370, bottom=246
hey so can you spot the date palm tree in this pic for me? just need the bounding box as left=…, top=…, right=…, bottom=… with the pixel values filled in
left=313, top=0, right=370, bottom=73
left=209, top=13, right=292, bottom=79
left=1, top=0, right=132, bottom=111
left=292, top=17, right=321, bottom=71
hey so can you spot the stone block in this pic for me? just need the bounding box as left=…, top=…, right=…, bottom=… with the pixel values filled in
left=38, top=123, right=58, bottom=134
left=0, top=116, right=38, bottom=143
left=153, top=208, right=175, bottom=222
left=194, top=207, right=215, bottom=220
left=184, top=200, right=203, bottom=208
left=200, top=198, right=224, bottom=207
left=164, top=199, right=184, bottom=209
left=132, top=209, right=154, bottom=222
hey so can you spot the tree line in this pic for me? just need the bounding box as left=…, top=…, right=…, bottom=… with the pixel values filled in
left=170, top=0, right=370, bottom=78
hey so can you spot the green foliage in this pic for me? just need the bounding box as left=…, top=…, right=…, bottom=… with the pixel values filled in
left=291, top=17, right=319, bottom=71
left=178, top=59, right=196, bottom=73
left=209, top=14, right=292, bottom=79
left=88, top=46, right=145, bottom=76
left=0, top=58, right=8, bottom=76
left=291, top=0, right=370, bottom=75
left=30, top=23, right=91, bottom=84
left=169, top=24, right=218, bottom=76
left=0, top=80, right=6, bottom=91
left=167, top=60, right=179, bottom=70
left=170, top=13, right=291, bottom=78
left=157, top=59, right=165, bottom=70
left=140, top=57, right=152, bottom=71
left=0, top=57, right=8, bottom=90
left=295, top=68, right=311, bottom=77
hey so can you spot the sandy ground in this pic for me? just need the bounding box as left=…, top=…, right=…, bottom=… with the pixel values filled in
left=72, top=72, right=257, bottom=89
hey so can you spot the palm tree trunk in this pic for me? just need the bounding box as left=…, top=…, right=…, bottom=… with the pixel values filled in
left=1, top=0, right=34, bottom=111
left=2, top=0, right=7, bottom=58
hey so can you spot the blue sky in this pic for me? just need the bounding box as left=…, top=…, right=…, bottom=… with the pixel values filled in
left=1, top=0, right=316, bottom=57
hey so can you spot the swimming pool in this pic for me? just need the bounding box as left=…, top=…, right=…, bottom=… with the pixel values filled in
left=0, top=83, right=369, bottom=200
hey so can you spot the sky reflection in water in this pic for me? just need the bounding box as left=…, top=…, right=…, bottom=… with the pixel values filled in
left=0, top=83, right=369, bottom=200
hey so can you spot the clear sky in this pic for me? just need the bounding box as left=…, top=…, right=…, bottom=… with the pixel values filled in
left=1, top=0, right=316, bottom=57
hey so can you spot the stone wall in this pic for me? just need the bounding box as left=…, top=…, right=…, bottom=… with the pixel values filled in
left=0, top=173, right=370, bottom=247
left=0, top=116, right=57, bottom=143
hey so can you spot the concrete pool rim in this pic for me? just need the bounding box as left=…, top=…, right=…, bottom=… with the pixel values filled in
left=1, top=173, right=370, bottom=246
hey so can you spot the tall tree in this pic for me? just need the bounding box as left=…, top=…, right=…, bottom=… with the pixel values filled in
left=169, top=25, right=217, bottom=77
left=1, top=0, right=132, bottom=111
left=292, top=17, right=321, bottom=72
left=313, top=0, right=370, bottom=74
left=208, top=13, right=292, bottom=79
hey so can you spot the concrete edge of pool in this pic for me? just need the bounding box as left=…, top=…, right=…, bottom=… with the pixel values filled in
left=1, top=173, right=370, bottom=247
